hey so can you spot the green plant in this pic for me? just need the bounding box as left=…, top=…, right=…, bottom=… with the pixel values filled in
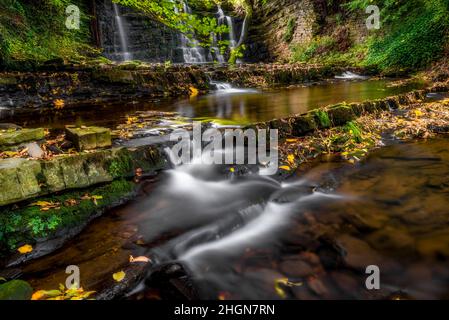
left=314, top=110, right=331, bottom=128
left=283, top=18, right=296, bottom=43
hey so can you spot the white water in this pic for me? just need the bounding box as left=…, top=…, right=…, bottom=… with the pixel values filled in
left=112, top=3, right=132, bottom=62
left=210, top=81, right=258, bottom=94
left=335, top=71, right=369, bottom=80
left=217, top=7, right=237, bottom=49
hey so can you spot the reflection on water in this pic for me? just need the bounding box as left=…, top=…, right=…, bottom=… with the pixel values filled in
left=19, top=137, right=449, bottom=300
left=0, top=79, right=426, bottom=129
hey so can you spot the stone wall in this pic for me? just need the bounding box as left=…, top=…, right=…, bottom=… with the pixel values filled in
left=96, top=0, right=183, bottom=63
left=245, top=0, right=317, bottom=62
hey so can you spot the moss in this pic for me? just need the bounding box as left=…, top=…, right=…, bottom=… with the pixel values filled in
left=283, top=18, right=297, bottom=43
left=313, top=110, right=331, bottom=129
left=0, top=179, right=135, bottom=256
left=108, top=149, right=134, bottom=179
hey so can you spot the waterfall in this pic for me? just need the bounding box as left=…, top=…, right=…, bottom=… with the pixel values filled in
left=217, top=7, right=238, bottom=49
left=112, top=3, right=132, bottom=61
left=175, top=0, right=207, bottom=64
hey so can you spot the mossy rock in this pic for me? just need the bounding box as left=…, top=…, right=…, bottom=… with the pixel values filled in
left=65, top=126, right=111, bottom=151
left=291, top=114, right=317, bottom=136
left=0, top=159, right=41, bottom=206
left=313, top=109, right=331, bottom=129
left=0, top=280, right=33, bottom=300
left=0, top=128, right=45, bottom=148
left=327, top=104, right=356, bottom=126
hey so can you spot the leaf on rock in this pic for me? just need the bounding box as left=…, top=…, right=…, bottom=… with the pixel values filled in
left=113, top=271, right=126, bottom=282
left=17, top=244, right=33, bottom=254
left=129, top=255, right=151, bottom=263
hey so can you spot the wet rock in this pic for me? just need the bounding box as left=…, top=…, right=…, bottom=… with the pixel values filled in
left=145, top=263, right=200, bottom=300
left=291, top=114, right=317, bottom=136
left=0, top=123, right=22, bottom=130
left=65, top=126, right=112, bottom=151
left=330, top=271, right=361, bottom=298
left=335, top=234, right=384, bottom=270
left=279, top=257, right=315, bottom=278
left=327, top=104, right=356, bottom=126
left=0, top=280, right=33, bottom=300
left=25, top=142, right=44, bottom=159
left=365, top=226, right=415, bottom=253
left=0, top=128, right=45, bottom=148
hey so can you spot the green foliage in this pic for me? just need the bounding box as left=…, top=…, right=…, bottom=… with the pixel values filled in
left=346, top=0, right=449, bottom=72
left=344, top=121, right=363, bottom=143
left=283, top=18, right=296, bottom=43
left=0, top=179, right=135, bottom=255
left=314, top=110, right=331, bottom=128
left=229, top=44, right=246, bottom=64
left=0, top=0, right=95, bottom=70
left=364, top=2, right=449, bottom=72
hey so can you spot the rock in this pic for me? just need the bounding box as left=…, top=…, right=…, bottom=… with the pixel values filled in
left=65, top=126, right=112, bottom=151
left=0, top=123, right=22, bottom=130
left=327, top=104, right=356, bottom=126
left=25, top=142, right=44, bottom=159
left=0, top=128, right=45, bottom=148
left=0, top=280, right=33, bottom=300
left=0, top=158, right=41, bottom=206
left=335, top=234, right=384, bottom=270
left=279, top=257, right=315, bottom=278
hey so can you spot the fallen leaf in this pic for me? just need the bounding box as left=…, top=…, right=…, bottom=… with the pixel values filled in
left=113, top=271, right=126, bottom=282
left=189, top=86, right=199, bottom=98
left=279, top=165, right=291, bottom=171
left=287, top=154, right=295, bottom=165
left=53, top=99, right=65, bottom=110
left=17, top=244, right=33, bottom=254
left=129, top=255, right=151, bottom=263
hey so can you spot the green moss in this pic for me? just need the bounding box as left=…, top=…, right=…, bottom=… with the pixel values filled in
left=283, top=18, right=296, bottom=43
left=313, top=110, right=331, bottom=128
left=0, top=179, right=135, bottom=256
left=108, top=149, right=134, bottom=179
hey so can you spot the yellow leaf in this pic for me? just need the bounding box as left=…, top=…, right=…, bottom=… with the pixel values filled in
left=53, top=99, right=65, bottom=110
left=279, top=165, right=291, bottom=171
left=414, top=109, right=424, bottom=117
left=31, top=290, right=47, bottom=300
left=189, top=86, right=199, bottom=98
left=17, top=244, right=33, bottom=254
left=287, top=154, right=295, bottom=165
left=129, top=255, right=151, bottom=263
left=30, top=201, right=52, bottom=207
left=274, top=278, right=288, bottom=299
left=229, top=167, right=235, bottom=173
left=113, top=271, right=126, bottom=282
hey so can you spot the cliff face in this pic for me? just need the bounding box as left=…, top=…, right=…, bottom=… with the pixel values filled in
left=245, top=0, right=317, bottom=62
left=96, top=0, right=184, bottom=63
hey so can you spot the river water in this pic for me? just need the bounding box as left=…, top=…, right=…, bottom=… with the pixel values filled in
left=19, top=137, right=449, bottom=300
left=0, top=78, right=426, bottom=129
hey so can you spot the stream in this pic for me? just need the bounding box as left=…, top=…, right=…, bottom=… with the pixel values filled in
left=18, top=136, right=449, bottom=300
left=0, top=78, right=426, bottom=129
left=3, top=77, right=448, bottom=300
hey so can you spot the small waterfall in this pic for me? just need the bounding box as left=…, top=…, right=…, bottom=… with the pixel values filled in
left=335, top=71, right=368, bottom=80
left=112, top=3, right=132, bottom=61
left=218, top=7, right=237, bottom=49
left=176, top=0, right=207, bottom=64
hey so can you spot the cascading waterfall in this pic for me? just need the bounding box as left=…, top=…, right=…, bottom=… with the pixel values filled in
left=176, top=0, right=207, bottom=64
left=217, top=7, right=237, bottom=49
left=112, top=3, right=132, bottom=62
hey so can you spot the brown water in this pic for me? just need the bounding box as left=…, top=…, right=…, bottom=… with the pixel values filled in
left=18, top=137, right=449, bottom=300
left=0, top=79, right=426, bottom=129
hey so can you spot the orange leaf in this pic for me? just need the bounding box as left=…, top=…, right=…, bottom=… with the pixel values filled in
left=129, top=255, right=151, bottom=263
left=17, top=244, right=33, bottom=254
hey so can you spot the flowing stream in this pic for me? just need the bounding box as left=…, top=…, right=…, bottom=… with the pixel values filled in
left=18, top=137, right=449, bottom=300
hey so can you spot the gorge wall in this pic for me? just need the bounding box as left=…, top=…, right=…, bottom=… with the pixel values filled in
left=95, top=0, right=184, bottom=63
